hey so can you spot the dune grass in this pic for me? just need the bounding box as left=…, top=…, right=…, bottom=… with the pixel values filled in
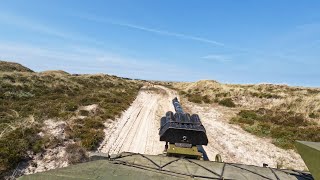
left=173, top=80, right=320, bottom=150
left=0, top=61, right=33, bottom=72
left=231, top=109, right=320, bottom=149
left=0, top=70, right=141, bottom=176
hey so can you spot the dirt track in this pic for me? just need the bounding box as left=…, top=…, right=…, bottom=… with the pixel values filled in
left=98, top=85, right=306, bottom=170
left=98, top=85, right=177, bottom=155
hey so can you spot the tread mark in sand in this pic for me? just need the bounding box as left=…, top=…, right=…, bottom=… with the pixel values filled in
left=103, top=103, right=143, bottom=154
left=111, top=104, right=144, bottom=154
left=127, top=97, right=157, bottom=152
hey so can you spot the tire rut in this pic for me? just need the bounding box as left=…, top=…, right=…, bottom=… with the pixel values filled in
left=98, top=86, right=176, bottom=155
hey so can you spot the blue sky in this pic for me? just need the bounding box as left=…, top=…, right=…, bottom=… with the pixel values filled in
left=0, top=1, right=320, bottom=86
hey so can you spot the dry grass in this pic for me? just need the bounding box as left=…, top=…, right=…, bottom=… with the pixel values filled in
left=230, top=109, right=320, bottom=149
left=65, top=143, right=88, bottom=164
left=173, top=80, right=320, bottom=120
left=0, top=61, right=142, bottom=176
left=0, top=61, right=33, bottom=72
left=173, top=80, right=320, bottom=150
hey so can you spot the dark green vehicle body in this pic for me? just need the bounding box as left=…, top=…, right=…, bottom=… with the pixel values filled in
left=19, top=149, right=315, bottom=180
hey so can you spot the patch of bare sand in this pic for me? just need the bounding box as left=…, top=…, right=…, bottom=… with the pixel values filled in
left=23, top=119, right=69, bottom=175
left=183, top=101, right=307, bottom=170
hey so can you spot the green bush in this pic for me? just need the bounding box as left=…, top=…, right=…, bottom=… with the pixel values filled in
left=231, top=108, right=320, bottom=150
left=179, top=91, right=186, bottom=95
left=309, top=112, right=319, bottom=119
left=219, top=98, right=236, bottom=107
left=202, top=95, right=212, bottom=104
left=272, top=138, right=293, bottom=149
left=65, top=102, right=78, bottom=111
left=250, top=92, right=281, bottom=99
left=79, top=110, right=90, bottom=116
left=0, top=126, right=43, bottom=175
left=65, top=143, right=88, bottom=164
left=215, top=92, right=229, bottom=98
left=188, top=94, right=203, bottom=103
left=68, top=117, right=106, bottom=151
left=239, top=110, right=258, bottom=119
left=235, top=117, right=255, bottom=125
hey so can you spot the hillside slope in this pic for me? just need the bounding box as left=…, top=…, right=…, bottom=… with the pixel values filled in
left=0, top=61, right=142, bottom=177
left=0, top=60, right=34, bottom=72
left=173, top=80, right=320, bottom=150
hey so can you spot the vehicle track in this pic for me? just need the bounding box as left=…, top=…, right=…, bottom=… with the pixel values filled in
left=98, top=85, right=176, bottom=155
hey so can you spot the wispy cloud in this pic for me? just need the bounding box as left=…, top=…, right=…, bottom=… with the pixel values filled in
left=201, top=54, right=231, bottom=62
left=76, top=14, right=225, bottom=47
left=0, top=11, right=103, bottom=45
left=0, top=42, right=207, bottom=81
left=0, top=11, right=208, bottom=80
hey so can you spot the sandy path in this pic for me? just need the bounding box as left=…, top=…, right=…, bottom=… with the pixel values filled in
left=183, top=102, right=307, bottom=170
left=98, top=85, right=306, bottom=170
left=98, top=85, right=177, bottom=155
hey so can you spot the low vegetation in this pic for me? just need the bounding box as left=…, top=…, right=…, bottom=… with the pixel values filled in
left=179, top=91, right=212, bottom=104
left=0, top=61, right=33, bottom=72
left=173, top=80, right=320, bottom=150
left=218, top=98, right=236, bottom=107
left=65, top=143, right=88, bottom=164
left=231, top=109, right=320, bottom=149
left=174, top=80, right=320, bottom=116
left=0, top=61, right=142, bottom=176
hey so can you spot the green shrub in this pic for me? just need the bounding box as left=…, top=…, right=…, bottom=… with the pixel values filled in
left=80, top=129, right=104, bottom=150
left=219, top=98, right=236, bottom=107
left=215, top=92, right=229, bottom=98
left=202, top=95, right=212, bottom=104
left=79, top=110, right=90, bottom=116
left=239, top=110, right=258, bottom=119
left=179, top=91, right=186, bottom=95
left=0, top=126, right=43, bottom=175
left=250, top=92, right=281, bottom=99
left=65, top=143, right=88, bottom=164
left=188, top=94, right=203, bottom=103
left=236, top=117, right=255, bottom=125
left=272, top=138, right=293, bottom=149
left=231, top=108, right=319, bottom=150
left=243, top=123, right=272, bottom=137
left=65, top=102, right=78, bottom=111
left=85, top=117, right=105, bottom=129
left=309, top=112, right=319, bottom=119
left=68, top=117, right=106, bottom=151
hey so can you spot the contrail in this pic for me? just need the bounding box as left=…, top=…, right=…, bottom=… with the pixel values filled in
left=78, top=14, right=225, bottom=47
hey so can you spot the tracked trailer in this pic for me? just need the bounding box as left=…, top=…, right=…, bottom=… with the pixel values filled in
left=159, top=97, right=208, bottom=159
